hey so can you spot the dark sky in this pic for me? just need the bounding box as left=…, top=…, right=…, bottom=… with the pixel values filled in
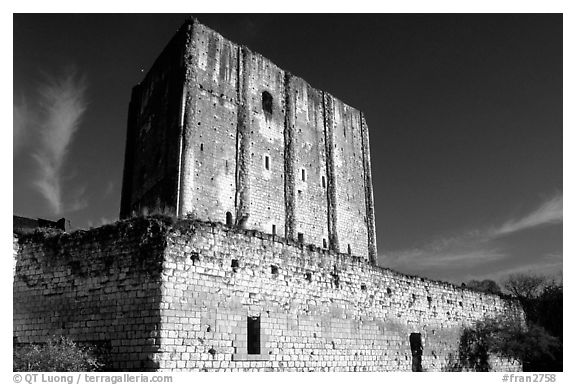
left=13, top=14, right=562, bottom=285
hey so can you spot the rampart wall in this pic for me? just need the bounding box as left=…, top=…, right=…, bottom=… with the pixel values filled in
left=13, top=219, right=167, bottom=370
left=13, top=217, right=523, bottom=372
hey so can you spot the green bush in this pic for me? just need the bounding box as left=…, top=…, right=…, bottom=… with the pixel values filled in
left=14, top=336, right=104, bottom=372
left=454, top=316, right=560, bottom=372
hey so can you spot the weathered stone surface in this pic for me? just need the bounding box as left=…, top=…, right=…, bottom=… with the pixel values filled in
left=13, top=218, right=168, bottom=371
left=119, top=19, right=377, bottom=262
left=13, top=217, right=523, bottom=372
left=16, top=19, right=523, bottom=373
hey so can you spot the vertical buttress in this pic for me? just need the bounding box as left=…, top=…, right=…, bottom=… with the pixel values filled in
left=360, top=113, right=377, bottom=264
left=323, top=93, right=339, bottom=252
left=235, top=46, right=252, bottom=227
left=178, top=21, right=198, bottom=217
left=283, top=73, right=296, bottom=239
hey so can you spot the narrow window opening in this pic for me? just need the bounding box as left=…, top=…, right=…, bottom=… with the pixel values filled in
left=231, top=259, right=239, bottom=272
left=272, top=224, right=276, bottom=235
left=322, top=238, right=327, bottom=249
left=301, top=169, right=306, bottom=181
left=297, top=233, right=304, bottom=243
left=226, top=212, right=233, bottom=227
left=361, top=284, right=367, bottom=291
left=247, top=316, right=261, bottom=354
left=262, top=91, right=273, bottom=114
left=190, top=252, right=200, bottom=265
left=410, top=333, right=423, bottom=372
left=387, top=287, right=392, bottom=296
left=305, top=272, right=312, bottom=282
left=264, top=155, right=270, bottom=170
left=331, top=268, right=340, bottom=289
left=271, top=265, right=279, bottom=275
left=200, top=143, right=204, bottom=151
left=347, top=244, right=352, bottom=255
left=321, top=176, right=326, bottom=188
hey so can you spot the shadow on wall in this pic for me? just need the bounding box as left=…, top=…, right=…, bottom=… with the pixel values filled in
left=13, top=218, right=169, bottom=371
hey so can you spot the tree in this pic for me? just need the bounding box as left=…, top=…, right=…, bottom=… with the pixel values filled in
left=465, top=279, right=502, bottom=295
left=537, top=283, right=563, bottom=339
left=501, top=273, right=563, bottom=371
left=503, top=273, right=546, bottom=300
left=454, top=316, right=560, bottom=372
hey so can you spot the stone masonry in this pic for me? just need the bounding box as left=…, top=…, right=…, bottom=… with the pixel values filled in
left=13, top=217, right=523, bottom=372
left=14, top=18, right=525, bottom=372
left=119, top=19, right=377, bottom=263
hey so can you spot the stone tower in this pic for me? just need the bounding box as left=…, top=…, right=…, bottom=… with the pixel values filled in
left=120, top=18, right=377, bottom=262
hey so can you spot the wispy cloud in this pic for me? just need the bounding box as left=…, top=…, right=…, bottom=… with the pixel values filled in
left=66, top=185, right=88, bottom=213
left=103, top=180, right=115, bottom=198
left=31, top=71, right=88, bottom=214
left=13, top=99, right=31, bottom=156
left=490, top=193, right=562, bottom=236
left=461, top=253, right=563, bottom=284
left=383, top=239, right=506, bottom=271
left=380, top=193, right=563, bottom=280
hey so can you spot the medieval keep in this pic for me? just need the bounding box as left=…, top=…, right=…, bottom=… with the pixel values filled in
left=13, top=18, right=524, bottom=372
left=119, top=19, right=377, bottom=263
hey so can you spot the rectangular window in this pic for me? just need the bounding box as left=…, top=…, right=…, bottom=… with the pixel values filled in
left=247, top=316, right=261, bottom=354
left=410, top=333, right=423, bottom=372
left=322, top=175, right=326, bottom=188
left=262, top=91, right=273, bottom=114
left=264, top=156, right=270, bottom=170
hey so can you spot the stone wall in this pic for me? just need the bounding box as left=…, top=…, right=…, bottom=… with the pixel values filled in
left=160, top=219, right=522, bottom=372
left=179, top=22, right=239, bottom=224
left=324, top=94, right=369, bottom=256
left=120, top=28, right=187, bottom=218
left=119, top=19, right=378, bottom=262
left=14, top=217, right=523, bottom=372
left=290, top=77, right=329, bottom=249
left=13, top=234, right=19, bottom=277
left=13, top=219, right=168, bottom=371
